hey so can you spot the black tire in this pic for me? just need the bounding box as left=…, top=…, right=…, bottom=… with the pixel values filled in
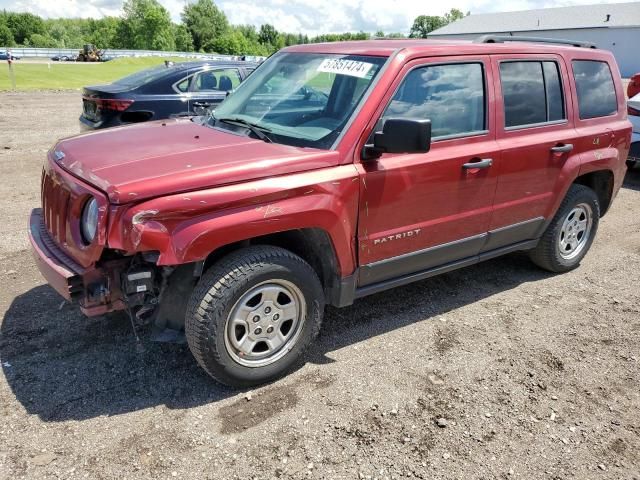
left=529, top=184, right=600, bottom=273
left=185, top=246, right=324, bottom=387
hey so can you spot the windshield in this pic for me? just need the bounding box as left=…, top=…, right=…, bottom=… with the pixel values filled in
left=210, top=53, right=387, bottom=149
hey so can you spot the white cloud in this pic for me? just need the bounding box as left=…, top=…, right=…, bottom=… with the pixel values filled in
left=0, top=0, right=631, bottom=36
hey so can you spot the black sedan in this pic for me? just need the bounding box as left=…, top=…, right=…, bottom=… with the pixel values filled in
left=80, top=60, right=257, bottom=130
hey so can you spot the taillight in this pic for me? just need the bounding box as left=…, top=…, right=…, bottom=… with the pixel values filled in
left=97, top=98, right=134, bottom=112
left=88, top=98, right=134, bottom=112
left=628, top=105, right=640, bottom=116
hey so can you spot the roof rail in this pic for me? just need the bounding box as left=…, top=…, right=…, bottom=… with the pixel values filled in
left=474, top=35, right=596, bottom=49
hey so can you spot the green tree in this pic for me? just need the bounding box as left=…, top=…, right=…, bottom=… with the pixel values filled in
left=173, top=24, right=194, bottom=51
left=409, top=15, right=446, bottom=38
left=236, top=24, right=258, bottom=43
left=28, top=32, right=61, bottom=48
left=281, top=32, right=299, bottom=47
left=208, top=28, right=249, bottom=55
left=45, top=18, right=87, bottom=48
left=409, top=8, right=469, bottom=38
left=6, top=12, right=45, bottom=45
left=444, top=8, right=467, bottom=23
left=181, top=0, right=228, bottom=51
left=258, top=24, right=278, bottom=47
left=47, top=22, right=71, bottom=47
left=0, top=23, right=14, bottom=46
left=119, top=0, right=175, bottom=50
left=86, top=17, right=121, bottom=48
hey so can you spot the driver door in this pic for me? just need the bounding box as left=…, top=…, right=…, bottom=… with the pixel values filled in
left=357, top=57, right=500, bottom=286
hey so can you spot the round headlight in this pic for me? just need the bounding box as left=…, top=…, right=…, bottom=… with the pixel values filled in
left=81, top=197, right=99, bottom=244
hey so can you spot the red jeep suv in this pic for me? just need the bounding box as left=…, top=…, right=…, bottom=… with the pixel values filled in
left=29, top=37, right=632, bottom=386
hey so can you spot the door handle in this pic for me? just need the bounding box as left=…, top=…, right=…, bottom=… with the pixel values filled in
left=550, top=143, right=573, bottom=153
left=462, top=158, right=493, bottom=169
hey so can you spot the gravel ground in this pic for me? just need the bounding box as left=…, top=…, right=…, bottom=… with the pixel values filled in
left=0, top=92, right=639, bottom=480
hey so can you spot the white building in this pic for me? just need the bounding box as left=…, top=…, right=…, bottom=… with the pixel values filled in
left=428, top=2, right=640, bottom=77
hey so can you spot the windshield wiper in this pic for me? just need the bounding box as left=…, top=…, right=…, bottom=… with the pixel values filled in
left=216, top=117, right=273, bottom=143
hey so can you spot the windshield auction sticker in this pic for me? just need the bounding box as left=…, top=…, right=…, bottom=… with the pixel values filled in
left=317, top=58, right=374, bottom=78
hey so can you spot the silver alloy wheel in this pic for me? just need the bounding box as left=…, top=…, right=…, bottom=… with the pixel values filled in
left=558, top=202, right=593, bottom=260
left=224, top=280, right=306, bottom=368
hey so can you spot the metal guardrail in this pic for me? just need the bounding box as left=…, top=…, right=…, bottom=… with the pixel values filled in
left=0, top=47, right=266, bottom=63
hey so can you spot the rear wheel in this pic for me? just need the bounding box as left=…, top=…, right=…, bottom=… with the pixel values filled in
left=185, top=246, right=324, bottom=387
left=529, top=184, right=599, bottom=272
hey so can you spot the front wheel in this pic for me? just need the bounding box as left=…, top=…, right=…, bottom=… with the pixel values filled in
left=529, top=184, right=600, bottom=273
left=185, top=246, right=324, bottom=387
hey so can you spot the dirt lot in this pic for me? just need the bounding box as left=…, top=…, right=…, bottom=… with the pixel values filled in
left=0, top=91, right=639, bottom=480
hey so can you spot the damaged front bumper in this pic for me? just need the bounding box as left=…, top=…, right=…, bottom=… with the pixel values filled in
left=28, top=208, right=127, bottom=316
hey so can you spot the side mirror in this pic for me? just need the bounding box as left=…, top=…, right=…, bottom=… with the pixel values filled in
left=363, top=118, right=431, bottom=160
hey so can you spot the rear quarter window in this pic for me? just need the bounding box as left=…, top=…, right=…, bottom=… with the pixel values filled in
left=572, top=60, right=617, bottom=119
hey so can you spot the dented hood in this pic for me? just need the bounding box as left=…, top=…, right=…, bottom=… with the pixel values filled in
left=54, top=118, right=340, bottom=204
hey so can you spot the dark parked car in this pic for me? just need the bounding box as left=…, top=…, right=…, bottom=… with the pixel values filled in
left=79, top=60, right=257, bottom=130
left=0, top=51, right=20, bottom=60
left=51, top=54, right=73, bottom=62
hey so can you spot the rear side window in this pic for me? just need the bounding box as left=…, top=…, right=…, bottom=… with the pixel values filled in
left=383, top=63, right=486, bottom=139
left=572, top=60, right=617, bottom=119
left=175, top=77, right=190, bottom=92
left=500, top=61, right=566, bottom=128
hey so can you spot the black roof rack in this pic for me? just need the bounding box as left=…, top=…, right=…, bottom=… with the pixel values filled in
left=474, top=35, right=596, bottom=49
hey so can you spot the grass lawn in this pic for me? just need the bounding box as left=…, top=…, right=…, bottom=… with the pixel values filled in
left=0, top=57, right=190, bottom=91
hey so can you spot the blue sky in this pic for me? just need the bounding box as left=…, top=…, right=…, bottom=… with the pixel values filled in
left=1, top=0, right=632, bottom=36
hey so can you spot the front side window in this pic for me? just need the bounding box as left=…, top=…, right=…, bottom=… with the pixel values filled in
left=500, top=60, right=566, bottom=128
left=383, top=63, right=486, bottom=139
left=193, top=68, right=242, bottom=92
left=572, top=60, right=617, bottom=119
left=211, top=53, right=387, bottom=149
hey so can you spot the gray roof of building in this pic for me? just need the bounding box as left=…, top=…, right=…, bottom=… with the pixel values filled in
left=430, top=2, right=640, bottom=35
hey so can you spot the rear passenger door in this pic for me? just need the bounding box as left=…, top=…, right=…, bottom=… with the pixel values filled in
left=189, top=68, right=242, bottom=115
left=487, top=55, right=578, bottom=250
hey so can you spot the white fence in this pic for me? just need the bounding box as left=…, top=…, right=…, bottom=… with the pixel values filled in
left=1, top=47, right=266, bottom=63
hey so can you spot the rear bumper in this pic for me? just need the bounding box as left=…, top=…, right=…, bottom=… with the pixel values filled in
left=29, top=208, right=84, bottom=301
left=29, top=208, right=126, bottom=316
left=79, top=114, right=122, bottom=131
